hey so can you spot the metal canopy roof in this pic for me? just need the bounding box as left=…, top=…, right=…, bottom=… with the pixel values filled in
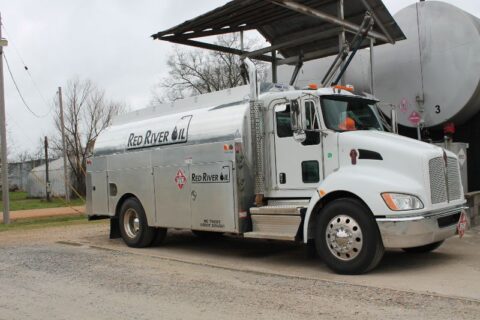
left=152, top=0, right=405, bottom=65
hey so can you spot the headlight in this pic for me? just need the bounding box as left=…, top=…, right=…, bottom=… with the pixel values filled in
left=381, top=193, right=424, bottom=211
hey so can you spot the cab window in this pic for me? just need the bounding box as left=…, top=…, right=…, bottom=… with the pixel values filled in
left=302, top=161, right=320, bottom=183
left=305, top=101, right=319, bottom=130
left=275, top=102, right=320, bottom=145
left=303, top=101, right=320, bottom=146
left=321, top=96, right=383, bottom=132
left=275, top=105, right=293, bottom=138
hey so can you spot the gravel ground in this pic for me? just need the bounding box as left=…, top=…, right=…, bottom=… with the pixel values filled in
left=0, top=223, right=479, bottom=320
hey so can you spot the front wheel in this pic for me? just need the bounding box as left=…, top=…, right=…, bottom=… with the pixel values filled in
left=315, top=198, right=384, bottom=274
left=119, top=198, right=156, bottom=248
left=402, top=241, right=444, bottom=253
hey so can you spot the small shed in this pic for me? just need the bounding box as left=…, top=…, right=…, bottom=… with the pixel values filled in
left=7, top=159, right=44, bottom=191
left=26, top=158, right=72, bottom=198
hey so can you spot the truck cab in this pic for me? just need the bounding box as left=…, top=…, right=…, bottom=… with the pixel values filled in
left=249, top=85, right=467, bottom=273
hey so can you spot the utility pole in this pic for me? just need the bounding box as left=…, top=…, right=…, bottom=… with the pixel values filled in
left=0, top=13, right=10, bottom=224
left=58, top=87, right=70, bottom=202
left=44, top=136, right=50, bottom=202
left=370, top=37, right=375, bottom=96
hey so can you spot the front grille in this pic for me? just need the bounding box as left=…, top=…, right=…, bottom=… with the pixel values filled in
left=429, top=157, right=447, bottom=204
left=438, top=212, right=461, bottom=228
left=429, top=156, right=462, bottom=204
left=447, top=157, right=462, bottom=201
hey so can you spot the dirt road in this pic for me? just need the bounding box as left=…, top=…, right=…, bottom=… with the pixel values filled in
left=0, top=206, right=85, bottom=223
left=0, top=222, right=479, bottom=319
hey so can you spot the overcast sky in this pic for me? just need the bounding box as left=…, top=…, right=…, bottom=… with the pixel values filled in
left=0, top=0, right=478, bottom=159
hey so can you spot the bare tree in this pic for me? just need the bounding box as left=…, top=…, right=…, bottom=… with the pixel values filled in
left=15, top=139, right=44, bottom=164
left=54, top=78, right=125, bottom=196
left=153, top=34, right=268, bottom=103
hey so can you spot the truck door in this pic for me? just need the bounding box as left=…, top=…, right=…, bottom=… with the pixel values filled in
left=190, top=161, right=236, bottom=232
left=273, top=101, right=322, bottom=191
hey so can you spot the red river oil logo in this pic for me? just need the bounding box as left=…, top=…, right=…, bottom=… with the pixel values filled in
left=191, top=166, right=230, bottom=184
left=126, top=115, right=192, bottom=150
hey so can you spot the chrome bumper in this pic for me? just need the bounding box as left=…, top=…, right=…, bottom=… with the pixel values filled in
left=376, top=206, right=467, bottom=249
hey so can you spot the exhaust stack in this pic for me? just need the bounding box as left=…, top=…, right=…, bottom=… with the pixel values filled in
left=243, top=59, right=265, bottom=206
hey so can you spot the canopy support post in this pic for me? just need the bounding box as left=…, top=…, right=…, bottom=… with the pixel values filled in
left=289, top=51, right=304, bottom=86
left=272, top=50, right=278, bottom=83
left=338, top=0, right=346, bottom=85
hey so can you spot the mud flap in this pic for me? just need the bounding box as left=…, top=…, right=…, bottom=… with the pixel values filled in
left=306, top=239, right=317, bottom=259
left=110, top=218, right=121, bottom=239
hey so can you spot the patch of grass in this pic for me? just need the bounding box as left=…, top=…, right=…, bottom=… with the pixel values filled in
left=9, top=191, right=28, bottom=201
left=0, top=191, right=85, bottom=211
left=0, top=215, right=103, bottom=232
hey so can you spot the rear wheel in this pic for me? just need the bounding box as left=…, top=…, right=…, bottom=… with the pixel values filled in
left=119, top=198, right=155, bottom=248
left=315, top=198, right=384, bottom=274
left=402, top=241, right=444, bottom=253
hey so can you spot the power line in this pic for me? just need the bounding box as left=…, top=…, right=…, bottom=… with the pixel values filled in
left=3, top=52, right=51, bottom=118
left=0, top=22, right=54, bottom=116
left=6, top=110, right=40, bottom=147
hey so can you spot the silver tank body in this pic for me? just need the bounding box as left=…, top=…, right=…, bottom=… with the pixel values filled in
left=277, top=1, right=480, bottom=128
left=89, top=86, right=257, bottom=233
left=94, top=86, right=253, bottom=162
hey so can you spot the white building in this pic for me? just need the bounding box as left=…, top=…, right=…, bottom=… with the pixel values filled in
left=26, top=158, right=72, bottom=198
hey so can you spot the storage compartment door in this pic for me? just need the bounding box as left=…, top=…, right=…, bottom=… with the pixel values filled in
left=154, top=166, right=191, bottom=228
left=190, top=162, right=236, bottom=232
left=87, top=171, right=109, bottom=215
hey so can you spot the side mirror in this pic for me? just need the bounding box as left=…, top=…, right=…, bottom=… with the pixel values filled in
left=290, top=99, right=303, bottom=131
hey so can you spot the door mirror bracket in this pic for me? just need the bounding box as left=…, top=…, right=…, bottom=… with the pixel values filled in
left=293, top=130, right=307, bottom=143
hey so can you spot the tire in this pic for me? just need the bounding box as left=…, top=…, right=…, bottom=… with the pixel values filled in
left=192, top=230, right=224, bottom=239
left=151, top=228, right=168, bottom=246
left=402, top=241, right=444, bottom=253
left=119, top=198, right=156, bottom=248
left=314, top=198, right=385, bottom=274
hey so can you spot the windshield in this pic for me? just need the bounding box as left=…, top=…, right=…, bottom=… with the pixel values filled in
left=320, top=96, right=383, bottom=132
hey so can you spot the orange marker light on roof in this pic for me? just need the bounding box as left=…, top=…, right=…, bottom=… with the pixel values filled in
left=308, top=83, right=318, bottom=90
left=333, top=85, right=354, bottom=92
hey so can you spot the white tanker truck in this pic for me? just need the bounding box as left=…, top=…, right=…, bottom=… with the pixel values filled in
left=87, top=61, right=467, bottom=274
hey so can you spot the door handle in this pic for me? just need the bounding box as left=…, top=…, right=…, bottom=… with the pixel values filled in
left=191, top=190, right=197, bottom=201
left=279, top=173, right=286, bottom=184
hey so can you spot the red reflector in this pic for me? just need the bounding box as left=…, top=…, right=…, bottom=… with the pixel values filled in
left=444, top=122, right=455, bottom=135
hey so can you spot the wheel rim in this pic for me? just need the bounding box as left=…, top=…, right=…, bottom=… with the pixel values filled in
left=326, top=215, right=363, bottom=261
left=124, top=208, right=140, bottom=239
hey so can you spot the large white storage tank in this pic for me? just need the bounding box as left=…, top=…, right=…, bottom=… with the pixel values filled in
left=374, top=1, right=480, bottom=128
left=277, top=1, right=480, bottom=129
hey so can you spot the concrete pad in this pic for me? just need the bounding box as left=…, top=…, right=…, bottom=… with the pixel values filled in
left=77, top=224, right=480, bottom=301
